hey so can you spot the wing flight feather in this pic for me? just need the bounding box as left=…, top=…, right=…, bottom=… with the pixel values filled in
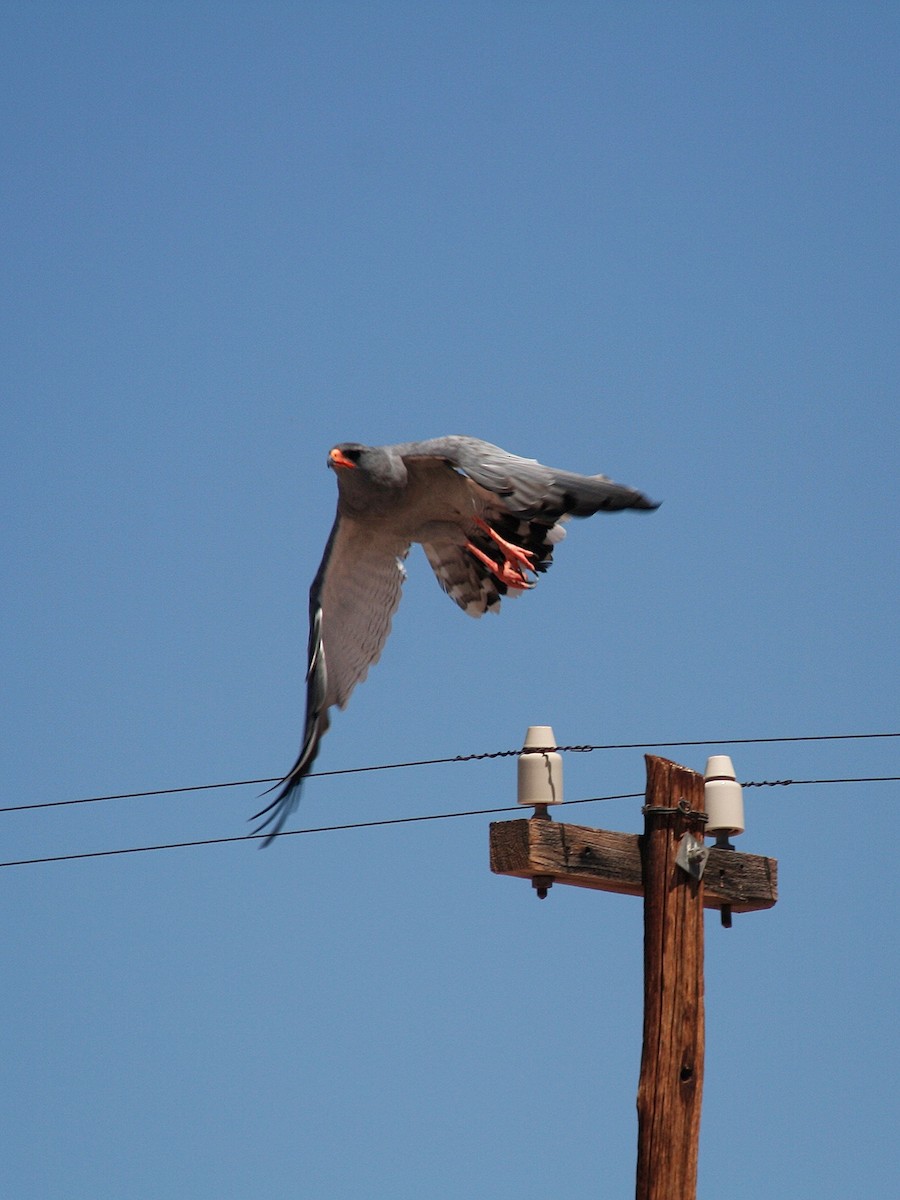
left=253, top=515, right=409, bottom=843
left=398, top=435, right=658, bottom=518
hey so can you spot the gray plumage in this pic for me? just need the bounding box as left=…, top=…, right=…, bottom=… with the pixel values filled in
left=253, top=436, right=658, bottom=842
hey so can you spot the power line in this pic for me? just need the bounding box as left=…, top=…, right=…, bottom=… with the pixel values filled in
left=0, top=777, right=279, bottom=815
left=744, top=776, right=900, bottom=788
left=0, top=793, right=640, bottom=868
left=1, top=775, right=897, bottom=871
left=2, top=731, right=897, bottom=815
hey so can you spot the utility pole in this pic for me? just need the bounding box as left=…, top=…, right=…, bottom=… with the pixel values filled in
left=490, top=748, right=778, bottom=1200
left=635, top=755, right=706, bottom=1200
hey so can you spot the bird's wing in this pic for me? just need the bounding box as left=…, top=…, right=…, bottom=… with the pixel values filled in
left=400, top=436, right=656, bottom=617
left=253, top=514, right=409, bottom=843
left=397, top=435, right=659, bottom=517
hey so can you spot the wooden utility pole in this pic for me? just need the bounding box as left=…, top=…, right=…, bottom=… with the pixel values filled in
left=635, top=756, right=706, bottom=1200
left=489, top=754, right=778, bottom=1200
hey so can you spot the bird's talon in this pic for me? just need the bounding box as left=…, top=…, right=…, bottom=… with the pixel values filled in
left=465, top=539, right=535, bottom=588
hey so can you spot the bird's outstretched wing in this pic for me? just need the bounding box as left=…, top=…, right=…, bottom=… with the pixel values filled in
left=401, top=436, right=658, bottom=617
left=253, top=515, right=409, bottom=843
left=396, top=435, right=659, bottom=518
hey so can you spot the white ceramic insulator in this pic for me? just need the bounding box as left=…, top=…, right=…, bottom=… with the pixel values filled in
left=517, top=725, right=564, bottom=806
left=704, top=754, right=745, bottom=836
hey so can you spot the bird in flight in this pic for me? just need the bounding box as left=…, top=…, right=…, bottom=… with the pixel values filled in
left=254, top=436, right=658, bottom=842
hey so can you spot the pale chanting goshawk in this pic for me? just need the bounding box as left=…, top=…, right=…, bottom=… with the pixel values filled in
left=254, top=436, right=659, bottom=842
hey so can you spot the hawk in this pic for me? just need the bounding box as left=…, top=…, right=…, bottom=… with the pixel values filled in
left=254, top=436, right=658, bottom=842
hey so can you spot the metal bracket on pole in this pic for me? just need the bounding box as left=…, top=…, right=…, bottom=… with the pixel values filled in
left=675, top=833, right=709, bottom=881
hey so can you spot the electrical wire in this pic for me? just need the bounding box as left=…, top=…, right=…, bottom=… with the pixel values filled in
left=0, top=793, right=641, bottom=868
left=744, top=776, right=900, bottom=788
left=2, top=731, right=897, bottom=815
left=0, top=776, right=897, bottom=871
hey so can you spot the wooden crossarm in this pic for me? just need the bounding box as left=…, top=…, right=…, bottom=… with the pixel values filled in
left=489, top=818, right=777, bottom=912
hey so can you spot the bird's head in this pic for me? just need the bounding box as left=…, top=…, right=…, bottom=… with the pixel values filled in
left=327, top=443, right=408, bottom=496
left=328, top=444, right=363, bottom=471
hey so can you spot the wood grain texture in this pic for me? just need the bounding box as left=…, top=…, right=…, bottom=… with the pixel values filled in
left=635, top=756, right=706, bottom=1200
left=489, top=821, right=777, bottom=911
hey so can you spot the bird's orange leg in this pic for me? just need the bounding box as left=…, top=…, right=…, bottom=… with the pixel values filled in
left=466, top=517, right=537, bottom=588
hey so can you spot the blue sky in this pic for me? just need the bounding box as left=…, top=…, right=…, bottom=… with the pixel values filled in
left=2, top=4, right=897, bottom=1197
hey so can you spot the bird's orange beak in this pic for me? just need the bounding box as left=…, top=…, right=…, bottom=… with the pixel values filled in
left=329, top=448, right=357, bottom=470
